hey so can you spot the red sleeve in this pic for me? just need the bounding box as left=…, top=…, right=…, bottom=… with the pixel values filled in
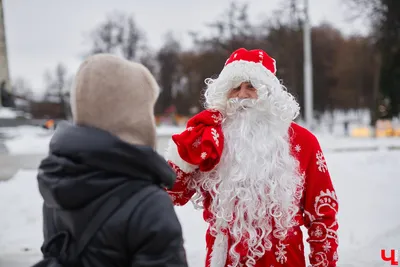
left=165, top=161, right=196, bottom=206
left=302, top=134, right=339, bottom=267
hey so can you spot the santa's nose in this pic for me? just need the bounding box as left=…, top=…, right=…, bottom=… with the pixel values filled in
left=237, top=87, right=251, bottom=98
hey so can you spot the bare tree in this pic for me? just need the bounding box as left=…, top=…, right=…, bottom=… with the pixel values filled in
left=347, top=0, right=400, bottom=119
left=12, top=77, right=33, bottom=100
left=155, top=32, right=181, bottom=115
left=139, top=47, right=158, bottom=75
left=191, top=2, right=260, bottom=53
left=86, top=12, right=149, bottom=63
left=44, top=63, right=72, bottom=119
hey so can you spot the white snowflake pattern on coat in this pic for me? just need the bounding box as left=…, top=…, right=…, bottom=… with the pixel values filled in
left=322, top=240, right=331, bottom=252
left=295, top=144, right=302, bottom=152
left=316, top=151, right=328, bottom=173
left=313, top=226, right=324, bottom=238
left=275, top=241, right=288, bottom=264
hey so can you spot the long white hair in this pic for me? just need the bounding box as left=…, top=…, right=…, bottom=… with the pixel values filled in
left=190, top=68, right=304, bottom=266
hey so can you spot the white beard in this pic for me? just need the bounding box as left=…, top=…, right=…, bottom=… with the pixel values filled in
left=190, top=98, right=304, bottom=266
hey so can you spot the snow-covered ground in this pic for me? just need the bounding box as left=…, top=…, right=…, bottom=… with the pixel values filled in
left=0, top=170, right=44, bottom=265
left=0, top=126, right=400, bottom=267
left=0, top=107, right=19, bottom=119
left=0, top=126, right=52, bottom=154
left=2, top=124, right=400, bottom=155
left=0, top=125, right=186, bottom=154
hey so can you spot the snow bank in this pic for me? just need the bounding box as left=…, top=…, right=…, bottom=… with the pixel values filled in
left=0, top=107, right=18, bottom=119
left=1, top=126, right=52, bottom=155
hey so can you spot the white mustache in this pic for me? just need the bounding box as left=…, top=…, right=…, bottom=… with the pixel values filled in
left=226, top=98, right=258, bottom=115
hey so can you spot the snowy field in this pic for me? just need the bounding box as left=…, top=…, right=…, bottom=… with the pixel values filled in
left=0, top=125, right=186, bottom=155
left=2, top=124, right=400, bottom=155
left=0, top=108, right=18, bottom=119
left=0, top=126, right=400, bottom=267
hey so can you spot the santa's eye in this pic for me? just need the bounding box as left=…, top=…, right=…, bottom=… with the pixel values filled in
left=247, top=84, right=256, bottom=90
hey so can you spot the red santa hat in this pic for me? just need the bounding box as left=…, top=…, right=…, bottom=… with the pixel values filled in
left=223, top=47, right=277, bottom=76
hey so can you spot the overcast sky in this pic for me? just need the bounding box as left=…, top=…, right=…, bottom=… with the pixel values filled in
left=4, top=0, right=368, bottom=93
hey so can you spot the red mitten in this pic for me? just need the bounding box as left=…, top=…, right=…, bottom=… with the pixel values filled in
left=172, top=110, right=224, bottom=172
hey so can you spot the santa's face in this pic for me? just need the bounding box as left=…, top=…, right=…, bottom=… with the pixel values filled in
left=227, top=81, right=258, bottom=99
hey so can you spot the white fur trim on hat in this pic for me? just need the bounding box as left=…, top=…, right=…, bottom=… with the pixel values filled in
left=219, top=60, right=278, bottom=90
left=165, top=139, right=197, bottom=173
left=210, top=233, right=228, bottom=267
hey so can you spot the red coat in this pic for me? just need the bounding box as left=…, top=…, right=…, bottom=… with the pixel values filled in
left=166, top=110, right=339, bottom=267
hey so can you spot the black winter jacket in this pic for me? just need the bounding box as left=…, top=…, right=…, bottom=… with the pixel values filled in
left=37, top=121, right=188, bottom=267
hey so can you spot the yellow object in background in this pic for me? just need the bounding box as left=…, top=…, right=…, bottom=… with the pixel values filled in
left=393, top=128, right=400, bottom=137
left=375, top=119, right=395, bottom=137
left=351, top=127, right=371, bottom=137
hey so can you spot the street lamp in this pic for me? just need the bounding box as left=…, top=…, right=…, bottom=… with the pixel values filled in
left=302, top=0, right=314, bottom=129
